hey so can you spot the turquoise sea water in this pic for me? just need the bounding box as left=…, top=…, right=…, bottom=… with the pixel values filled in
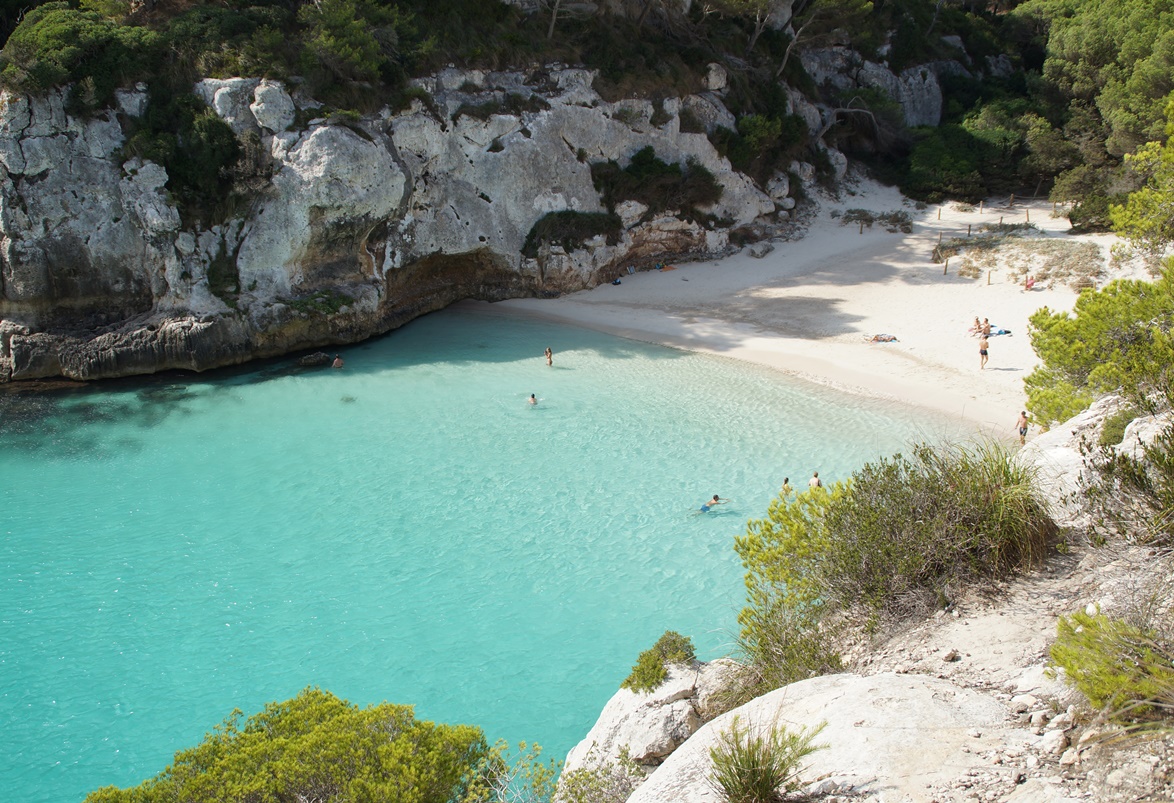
left=1, top=306, right=964, bottom=802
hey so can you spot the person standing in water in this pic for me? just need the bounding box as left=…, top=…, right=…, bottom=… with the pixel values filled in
left=544, top=347, right=553, bottom=366
left=809, top=471, right=822, bottom=489
left=331, top=354, right=344, bottom=369
left=780, top=477, right=793, bottom=496
left=528, top=394, right=537, bottom=405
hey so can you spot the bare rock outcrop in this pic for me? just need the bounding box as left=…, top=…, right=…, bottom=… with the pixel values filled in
left=627, top=672, right=1026, bottom=803
left=562, top=659, right=737, bottom=777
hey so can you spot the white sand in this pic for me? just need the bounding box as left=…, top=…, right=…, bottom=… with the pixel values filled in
left=477, top=181, right=1124, bottom=438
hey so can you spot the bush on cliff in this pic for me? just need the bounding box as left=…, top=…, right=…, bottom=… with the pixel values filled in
left=1051, top=609, right=1174, bottom=727
left=522, top=211, right=623, bottom=258
left=1025, top=267, right=1174, bottom=426
left=83, top=687, right=557, bottom=803
left=707, top=716, right=826, bottom=803
left=730, top=441, right=1055, bottom=702
left=591, top=146, right=721, bottom=222
left=1081, top=416, right=1174, bottom=546
left=0, top=2, right=158, bottom=108
left=621, top=630, right=696, bottom=693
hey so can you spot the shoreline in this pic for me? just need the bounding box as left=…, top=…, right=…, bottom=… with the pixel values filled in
left=476, top=182, right=1123, bottom=437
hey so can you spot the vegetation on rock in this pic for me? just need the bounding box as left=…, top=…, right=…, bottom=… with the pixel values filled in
left=6, top=0, right=1163, bottom=212
left=730, top=442, right=1053, bottom=703
left=1025, top=267, right=1174, bottom=426
left=521, top=211, right=623, bottom=259
left=621, top=630, right=696, bottom=693
left=83, top=687, right=557, bottom=803
left=1051, top=610, right=1174, bottom=726
left=707, top=716, right=826, bottom=803
left=591, top=146, right=722, bottom=222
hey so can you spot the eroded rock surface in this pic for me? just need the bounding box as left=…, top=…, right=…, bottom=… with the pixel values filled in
left=0, top=69, right=793, bottom=382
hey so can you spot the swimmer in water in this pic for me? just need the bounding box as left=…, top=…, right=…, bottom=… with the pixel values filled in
left=528, top=394, right=537, bottom=405
left=696, top=495, right=728, bottom=513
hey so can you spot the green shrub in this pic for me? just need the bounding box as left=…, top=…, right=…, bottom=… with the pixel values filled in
left=734, top=441, right=1055, bottom=699
left=679, top=106, right=706, bottom=134
left=522, top=211, right=622, bottom=259
left=707, top=716, right=825, bottom=803
left=591, top=146, right=721, bottom=220
left=708, top=114, right=808, bottom=185
left=621, top=630, right=696, bottom=693
left=623, top=649, right=668, bottom=693
left=554, top=746, right=644, bottom=803
left=1051, top=610, right=1174, bottom=724
left=1025, top=267, right=1174, bottom=426
left=84, top=687, right=497, bottom=803
left=649, top=100, right=672, bottom=128
left=819, top=442, right=1053, bottom=615
left=284, top=291, right=354, bottom=316
left=651, top=630, right=695, bottom=664
left=1100, top=407, right=1140, bottom=447
left=454, top=92, right=549, bottom=121
left=0, top=2, right=159, bottom=106
left=840, top=209, right=913, bottom=233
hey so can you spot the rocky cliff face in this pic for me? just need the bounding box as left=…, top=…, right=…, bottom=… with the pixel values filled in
left=0, top=57, right=940, bottom=382
left=0, top=67, right=802, bottom=381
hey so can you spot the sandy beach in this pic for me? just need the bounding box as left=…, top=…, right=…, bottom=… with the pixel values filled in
left=479, top=181, right=1123, bottom=438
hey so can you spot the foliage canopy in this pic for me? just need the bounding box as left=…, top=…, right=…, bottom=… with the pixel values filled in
left=1025, top=268, right=1174, bottom=425
left=84, top=687, right=558, bottom=803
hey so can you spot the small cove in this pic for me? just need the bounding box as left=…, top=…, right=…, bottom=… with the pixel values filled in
left=0, top=306, right=968, bottom=802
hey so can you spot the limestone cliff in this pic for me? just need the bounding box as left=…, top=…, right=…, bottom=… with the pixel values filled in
left=0, top=60, right=938, bottom=382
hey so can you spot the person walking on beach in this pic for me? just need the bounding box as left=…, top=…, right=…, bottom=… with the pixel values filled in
left=979, top=335, right=989, bottom=369
left=544, top=347, right=553, bottom=366
left=809, top=471, right=822, bottom=489
left=1015, top=411, right=1029, bottom=445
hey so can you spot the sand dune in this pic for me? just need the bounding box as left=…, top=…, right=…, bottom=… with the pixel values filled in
left=482, top=180, right=1129, bottom=438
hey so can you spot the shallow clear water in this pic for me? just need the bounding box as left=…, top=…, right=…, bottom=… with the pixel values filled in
left=0, top=306, right=964, bottom=802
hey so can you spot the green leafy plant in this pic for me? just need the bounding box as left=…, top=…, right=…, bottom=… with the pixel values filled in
left=591, top=146, right=721, bottom=221
left=0, top=2, right=159, bottom=107
left=1025, top=267, right=1174, bottom=426
left=84, top=687, right=500, bottom=803
left=554, top=746, right=644, bottom=803
left=1100, top=407, right=1140, bottom=447
left=454, top=93, right=549, bottom=121
left=1051, top=610, right=1174, bottom=725
left=621, top=630, right=696, bottom=692
left=707, top=716, right=825, bottom=803
left=732, top=441, right=1055, bottom=701
left=522, top=211, right=622, bottom=259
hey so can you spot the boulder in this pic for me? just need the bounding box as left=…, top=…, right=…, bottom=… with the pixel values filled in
left=1015, top=395, right=1130, bottom=529
left=703, top=63, right=728, bottom=93
left=250, top=80, right=295, bottom=133
left=563, top=664, right=701, bottom=773
left=563, top=659, right=739, bottom=776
